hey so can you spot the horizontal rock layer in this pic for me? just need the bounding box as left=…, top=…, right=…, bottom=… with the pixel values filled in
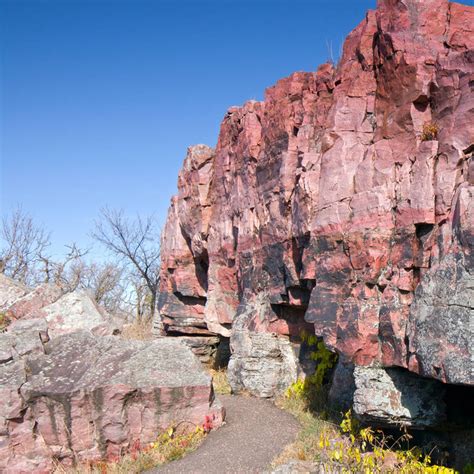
left=159, top=0, right=474, bottom=397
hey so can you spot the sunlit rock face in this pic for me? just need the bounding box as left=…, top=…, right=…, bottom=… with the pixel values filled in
left=159, top=0, right=474, bottom=397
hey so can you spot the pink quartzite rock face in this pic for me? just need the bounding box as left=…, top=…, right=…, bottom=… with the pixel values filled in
left=159, top=0, right=473, bottom=395
left=0, top=274, right=27, bottom=313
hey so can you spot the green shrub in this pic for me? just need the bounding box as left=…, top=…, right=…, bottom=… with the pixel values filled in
left=284, top=331, right=337, bottom=412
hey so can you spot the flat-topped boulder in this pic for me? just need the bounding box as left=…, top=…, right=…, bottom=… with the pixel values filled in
left=0, top=331, right=224, bottom=473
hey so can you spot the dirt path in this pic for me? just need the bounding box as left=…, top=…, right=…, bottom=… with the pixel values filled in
left=151, top=395, right=300, bottom=474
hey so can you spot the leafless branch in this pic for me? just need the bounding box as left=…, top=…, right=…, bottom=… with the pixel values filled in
left=92, top=208, right=160, bottom=320
left=0, top=207, right=51, bottom=285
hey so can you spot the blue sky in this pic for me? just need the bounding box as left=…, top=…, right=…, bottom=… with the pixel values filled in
left=0, top=0, right=418, bottom=256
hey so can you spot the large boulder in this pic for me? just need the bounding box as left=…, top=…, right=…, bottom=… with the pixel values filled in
left=228, top=329, right=298, bottom=398
left=353, top=367, right=447, bottom=429
left=0, top=318, right=48, bottom=363
left=0, top=331, right=224, bottom=473
left=1, top=282, right=120, bottom=338
left=4, top=282, right=62, bottom=320
left=35, top=289, right=119, bottom=337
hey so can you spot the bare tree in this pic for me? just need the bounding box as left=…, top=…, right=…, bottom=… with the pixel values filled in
left=39, top=243, right=89, bottom=290
left=78, top=261, right=125, bottom=314
left=1, top=208, right=131, bottom=317
left=92, top=208, right=160, bottom=321
left=0, top=207, right=50, bottom=285
left=41, top=246, right=128, bottom=314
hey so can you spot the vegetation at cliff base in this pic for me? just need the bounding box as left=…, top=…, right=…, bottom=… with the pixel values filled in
left=210, top=368, right=232, bottom=395
left=275, top=381, right=458, bottom=473
left=54, top=425, right=208, bottom=474
left=421, top=121, right=439, bottom=141
left=274, top=333, right=457, bottom=473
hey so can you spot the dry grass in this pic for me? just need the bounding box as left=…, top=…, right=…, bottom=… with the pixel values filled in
left=421, top=121, right=439, bottom=141
left=120, top=319, right=153, bottom=341
left=54, top=426, right=207, bottom=474
left=209, top=368, right=232, bottom=395
left=273, top=387, right=337, bottom=467
left=0, top=312, right=8, bottom=331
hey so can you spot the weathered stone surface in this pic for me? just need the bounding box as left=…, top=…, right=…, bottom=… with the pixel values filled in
left=353, top=367, right=447, bottom=429
left=0, top=274, right=27, bottom=312
left=36, top=289, right=119, bottom=337
left=408, top=252, right=473, bottom=385
left=228, top=328, right=298, bottom=398
left=407, top=185, right=474, bottom=385
left=158, top=0, right=474, bottom=397
left=0, top=318, right=48, bottom=363
left=0, top=331, right=224, bottom=473
left=178, top=335, right=220, bottom=364
left=4, top=282, right=62, bottom=320
left=0, top=275, right=120, bottom=339
left=328, top=357, right=356, bottom=412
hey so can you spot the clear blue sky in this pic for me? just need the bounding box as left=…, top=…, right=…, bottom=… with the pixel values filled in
left=2, top=0, right=438, bottom=256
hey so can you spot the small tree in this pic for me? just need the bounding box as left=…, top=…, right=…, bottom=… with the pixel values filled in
left=0, top=207, right=50, bottom=285
left=39, top=243, right=88, bottom=289
left=1, top=207, right=130, bottom=316
left=92, top=208, right=160, bottom=321
left=78, top=261, right=125, bottom=314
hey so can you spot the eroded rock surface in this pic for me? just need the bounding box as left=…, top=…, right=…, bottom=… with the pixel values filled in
left=5, top=282, right=62, bottom=320
left=0, top=275, right=119, bottom=338
left=0, top=331, right=224, bottom=473
left=158, top=0, right=474, bottom=403
left=35, top=289, right=120, bottom=337
left=0, top=274, right=27, bottom=312
left=406, top=183, right=474, bottom=385
left=353, top=366, right=447, bottom=429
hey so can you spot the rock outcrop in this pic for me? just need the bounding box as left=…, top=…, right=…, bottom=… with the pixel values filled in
left=0, top=274, right=27, bottom=313
left=0, top=275, right=119, bottom=337
left=4, top=282, right=62, bottom=321
left=158, top=0, right=473, bottom=428
left=0, top=276, right=224, bottom=471
left=0, top=331, right=224, bottom=473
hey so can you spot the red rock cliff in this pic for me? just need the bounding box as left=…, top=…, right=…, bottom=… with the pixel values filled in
left=158, top=0, right=473, bottom=396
